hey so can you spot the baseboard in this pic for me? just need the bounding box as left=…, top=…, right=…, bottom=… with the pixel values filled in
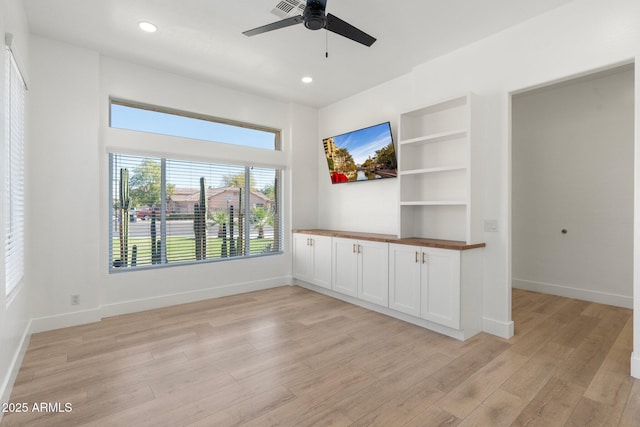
left=100, top=277, right=292, bottom=318
left=631, top=352, right=640, bottom=379
left=29, top=277, right=293, bottom=334
left=0, top=319, right=32, bottom=421
left=512, top=278, right=632, bottom=309
left=482, top=317, right=514, bottom=339
left=295, top=280, right=474, bottom=341
left=31, top=308, right=102, bottom=334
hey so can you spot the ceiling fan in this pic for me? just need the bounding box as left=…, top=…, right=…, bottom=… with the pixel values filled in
left=243, top=0, right=376, bottom=47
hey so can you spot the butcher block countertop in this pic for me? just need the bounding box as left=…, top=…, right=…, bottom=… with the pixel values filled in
left=293, top=229, right=485, bottom=251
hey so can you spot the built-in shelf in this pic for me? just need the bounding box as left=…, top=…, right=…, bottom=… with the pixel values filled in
left=400, top=165, right=467, bottom=176
left=398, top=92, right=482, bottom=243
left=399, top=129, right=468, bottom=146
left=400, top=201, right=467, bottom=206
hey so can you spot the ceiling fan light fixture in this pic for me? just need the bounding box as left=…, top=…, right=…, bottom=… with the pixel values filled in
left=138, top=21, right=158, bottom=33
left=301, top=76, right=313, bottom=84
left=303, top=8, right=326, bottom=30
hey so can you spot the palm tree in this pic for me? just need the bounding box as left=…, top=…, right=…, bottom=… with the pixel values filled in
left=209, top=210, right=229, bottom=238
left=251, top=206, right=273, bottom=239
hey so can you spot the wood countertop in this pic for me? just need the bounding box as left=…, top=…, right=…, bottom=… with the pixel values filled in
left=292, top=229, right=485, bottom=251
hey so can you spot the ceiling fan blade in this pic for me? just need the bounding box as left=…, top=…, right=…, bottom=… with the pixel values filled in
left=243, top=15, right=304, bottom=37
left=325, top=13, right=376, bottom=47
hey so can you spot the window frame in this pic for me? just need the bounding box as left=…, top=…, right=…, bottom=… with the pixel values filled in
left=4, top=45, right=26, bottom=297
left=108, top=156, right=283, bottom=273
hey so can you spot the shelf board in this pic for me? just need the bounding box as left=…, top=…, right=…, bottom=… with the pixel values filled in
left=401, top=95, right=468, bottom=117
left=400, top=165, right=466, bottom=176
left=400, top=200, right=467, bottom=206
left=399, top=129, right=467, bottom=146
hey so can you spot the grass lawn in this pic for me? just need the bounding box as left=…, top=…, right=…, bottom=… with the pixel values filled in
left=112, top=236, right=274, bottom=266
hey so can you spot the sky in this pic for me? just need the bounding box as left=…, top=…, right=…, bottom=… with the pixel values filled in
left=110, top=103, right=276, bottom=150
left=331, top=122, right=394, bottom=165
left=111, top=104, right=277, bottom=190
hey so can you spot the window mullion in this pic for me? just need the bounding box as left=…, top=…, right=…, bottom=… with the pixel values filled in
left=161, top=158, right=167, bottom=264
left=244, top=167, right=251, bottom=255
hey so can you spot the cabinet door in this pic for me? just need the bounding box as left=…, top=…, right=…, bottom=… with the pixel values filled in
left=421, top=248, right=461, bottom=329
left=332, top=238, right=358, bottom=297
left=358, top=240, right=389, bottom=307
left=310, top=235, right=332, bottom=289
left=292, top=233, right=312, bottom=282
left=388, top=244, right=421, bottom=316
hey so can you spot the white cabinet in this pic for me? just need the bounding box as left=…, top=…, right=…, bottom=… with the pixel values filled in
left=292, top=233, right=332, bottom=289
left=388, top=244, right=422, bottom=317
left=398, top=93, right=482, bottom=243
left=332, top=237, right=389, bottom=307
left=420, top=247, right=461, bottom=329
left=293, top=230, right=483, bottom=340
left=389, top=244, right=473, bottom=330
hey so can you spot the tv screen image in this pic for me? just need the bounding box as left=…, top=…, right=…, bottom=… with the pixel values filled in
left=323, top=122, right=397, bottom=184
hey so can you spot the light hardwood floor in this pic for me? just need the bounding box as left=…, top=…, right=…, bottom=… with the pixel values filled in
left=1, top=286, right=638, bottom=426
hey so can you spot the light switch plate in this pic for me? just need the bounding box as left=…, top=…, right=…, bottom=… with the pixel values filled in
left=484, top=219, right=498, bottom=232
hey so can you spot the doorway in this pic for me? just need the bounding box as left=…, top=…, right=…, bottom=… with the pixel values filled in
left=511, top=63, right=635, bottom=308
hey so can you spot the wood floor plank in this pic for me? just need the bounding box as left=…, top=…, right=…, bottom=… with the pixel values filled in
left=511, top=376, right=585, bottom=427
left=437, top=350, right=528, bottom=419
left=1, top=286, right=637, bottom=427
left=619, top=380, right=640, bottom=427
left=456, top=388, right=527, bottom=427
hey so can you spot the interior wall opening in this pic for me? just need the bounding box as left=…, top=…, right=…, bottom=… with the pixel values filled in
left=511, top=63, right=635, bottom=309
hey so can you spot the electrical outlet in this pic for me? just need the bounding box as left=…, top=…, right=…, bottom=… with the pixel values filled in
left=71, top=295, right=80, bottom=306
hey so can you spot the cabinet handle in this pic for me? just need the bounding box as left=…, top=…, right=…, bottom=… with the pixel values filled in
left=357, top=245, right=362, bottom=254
left=422, top=252, right=427, bottom=264
left=415, top=251, right=419, bottom=263
left=353, top=244, right=356, bottom=253
left=306, top=238, right=310, bottom=246
left=309, top=238, right=313, bottom=247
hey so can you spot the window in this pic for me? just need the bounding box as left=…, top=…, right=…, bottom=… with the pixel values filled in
left=110, top=153, right=281, bottom=270
left=110, top=100, right=280, bottom=150
left=4, top=45, right=26, bottom=295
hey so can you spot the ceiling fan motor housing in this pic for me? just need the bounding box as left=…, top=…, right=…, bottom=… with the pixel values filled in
left=303, top=5, right=326, bottom=30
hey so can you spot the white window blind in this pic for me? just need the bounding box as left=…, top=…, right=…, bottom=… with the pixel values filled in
left=4, top=46, right=26, bottom=295
left=110, top=153, right=281, bottom=270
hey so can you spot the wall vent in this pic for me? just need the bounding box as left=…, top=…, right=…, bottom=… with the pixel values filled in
left=271, top=0, right=306, bottom=19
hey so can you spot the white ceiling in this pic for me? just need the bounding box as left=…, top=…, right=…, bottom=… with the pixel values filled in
left=23, top=0, right=575, bottom=108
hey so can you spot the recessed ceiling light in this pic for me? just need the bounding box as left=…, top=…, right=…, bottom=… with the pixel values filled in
left=301, top=76, right=313, bottom=84
left=138, top=21, right=157, bottom=33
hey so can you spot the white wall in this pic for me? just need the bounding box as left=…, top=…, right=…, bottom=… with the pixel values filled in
left=26, top=40, right=318, bottom=330
left=512, top=67, right=634, bottom=308
left=318, top=0, right=640, bottom=373
left=0, top=0, right=31, bottom=411
left=318, top=75, right=413, bottom=235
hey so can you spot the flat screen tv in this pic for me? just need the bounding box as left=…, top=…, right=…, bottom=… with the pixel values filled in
left=322, top=122, right=397, bottom=184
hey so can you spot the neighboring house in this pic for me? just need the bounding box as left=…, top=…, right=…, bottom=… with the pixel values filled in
left=168, top=187, right=272, bottom=214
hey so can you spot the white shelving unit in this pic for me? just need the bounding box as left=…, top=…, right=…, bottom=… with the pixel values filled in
left=398, top=93, right=482, bottom=243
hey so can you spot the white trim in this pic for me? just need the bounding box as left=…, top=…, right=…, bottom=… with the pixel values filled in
left=631, top=352, right=640, bottom=379
left=30, top=309, right=101, bottom=334
left=100, top=277, right=291, bottom=318
left=482, top=317, right=514, bottom=339
left=30, top=277, right=293, bottom=333
left=296, top=280, right=476, bottom=341
left=0, top=320, right=31, bottom=421
left=513, top=278, right=633, bottom=309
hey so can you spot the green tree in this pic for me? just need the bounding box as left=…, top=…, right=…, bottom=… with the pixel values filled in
left=251, top=206, right=273, bottom=239
left=258, top=183, right=275, bottom=201
left=375, top=143, right=397, bottom=169
left=222, top=172, right=255, bottom=189
left=130, top=159, right=175, bottom=207
left=209, top=210, right=229, bottom=238
left=335, top=148, right=357, bottom=172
